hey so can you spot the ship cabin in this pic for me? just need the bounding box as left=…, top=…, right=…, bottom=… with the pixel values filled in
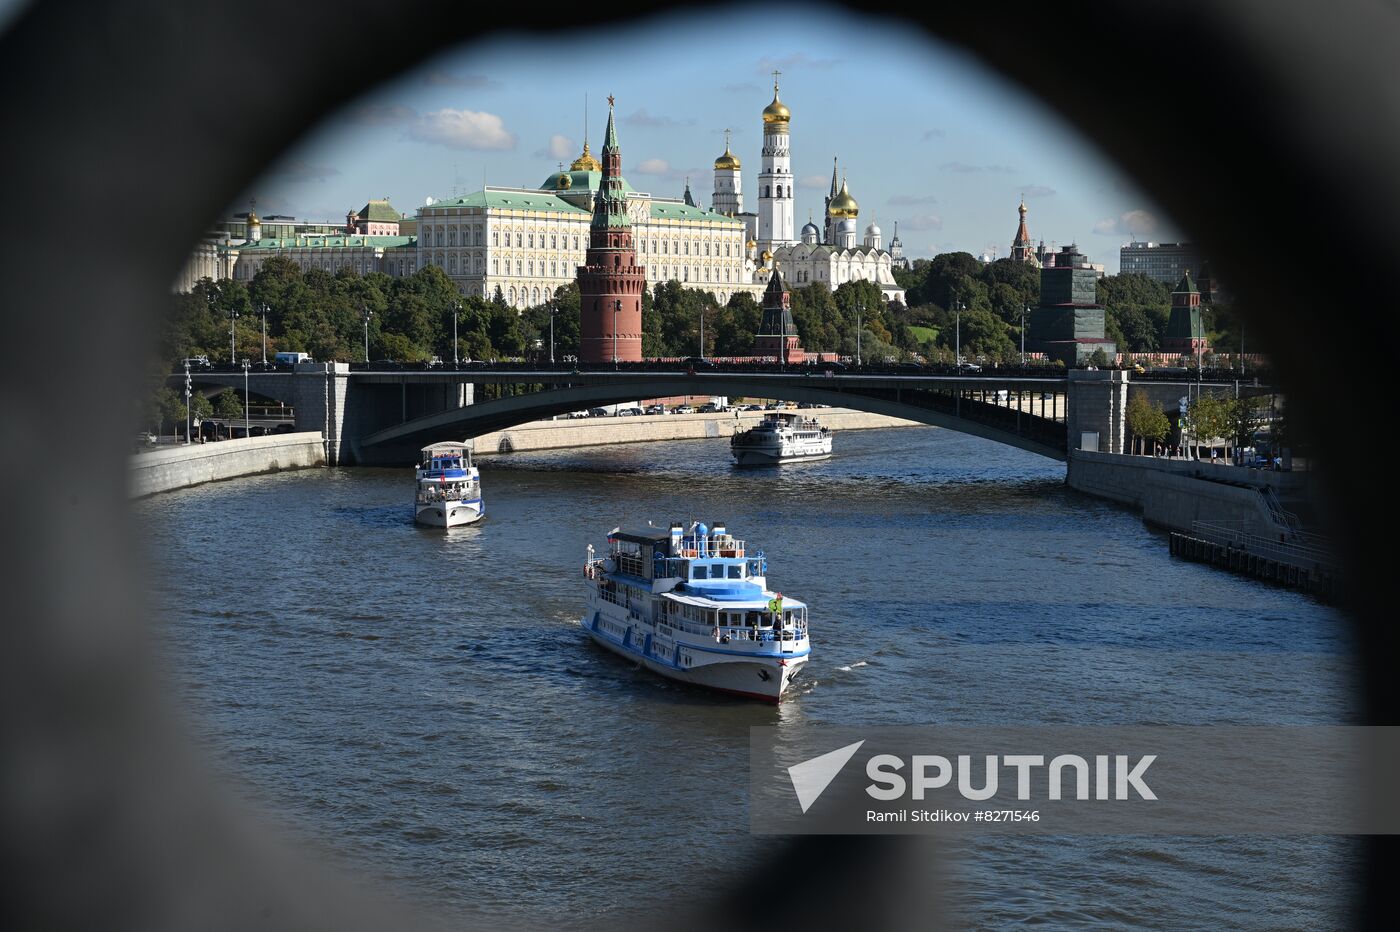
left=417, top=441, right=477, bottom=504
left=419, top=441, right=473, bottom=475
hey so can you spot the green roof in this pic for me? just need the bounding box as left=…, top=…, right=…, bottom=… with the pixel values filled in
left=649, top=201, right=742, bottom=224
left=1173, top=269, right=1198, bottom=294
left=424, top=189, right=590, bottom=214
left=241, top=235, right=416, bottom=249
left=356, top=199, right=402, bottom=222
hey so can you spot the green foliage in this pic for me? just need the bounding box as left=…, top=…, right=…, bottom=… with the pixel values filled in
left=1126, top=392, right=1170, bottom=452
left=1188, top=394, right=1231, bottom=445
left=214, top=388, right=243, bottom=419
left=191, top=393, right=213, bottom=421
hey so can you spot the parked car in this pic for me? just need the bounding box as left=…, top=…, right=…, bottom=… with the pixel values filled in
left=567, top=410, right=590, bottom=419
left=618, top=407, right=644, bottom=417
left=672, top=405, right=696, bottom=414
left=645, top=404, right=666, bottom=415
left=697, top=403, right=718, bottom=413
left=588, top=407, right=611, bottom=417
left=182, top=355, right=211, bottom=370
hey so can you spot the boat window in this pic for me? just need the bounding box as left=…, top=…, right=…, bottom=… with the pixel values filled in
left=692, top=565, right=708, bottom=580
left=727, top=565, right=742, bottom=579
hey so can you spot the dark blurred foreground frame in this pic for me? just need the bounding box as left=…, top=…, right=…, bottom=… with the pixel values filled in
left=1, top=0, right=1394, bottom=928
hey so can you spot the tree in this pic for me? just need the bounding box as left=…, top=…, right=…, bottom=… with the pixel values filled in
left=1187, top=394, right=1230, bottom=459
left=191, top=392, right=213, bottom=422
left=1126, top=392, right=1170, bottom=454
left=214, top=388, right=243, bottom=419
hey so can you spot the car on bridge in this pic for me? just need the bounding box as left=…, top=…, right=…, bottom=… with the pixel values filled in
left=588, top=407, right=611, bottom=417
left=672, top=404, right=695, bottom=414
left=645, top=404, right=667, bottom=415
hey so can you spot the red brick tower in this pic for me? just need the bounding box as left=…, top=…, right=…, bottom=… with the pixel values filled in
left=1011, top=197, right=1035, bottom=263
left=578, top=96, right=647, bottom=363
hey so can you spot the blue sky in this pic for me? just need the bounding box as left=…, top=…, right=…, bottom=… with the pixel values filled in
left=241, top=5, right=1181, bottom=272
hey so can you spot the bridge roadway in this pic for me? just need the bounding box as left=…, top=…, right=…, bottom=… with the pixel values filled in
left=171, top=363, right=1272, bottom=466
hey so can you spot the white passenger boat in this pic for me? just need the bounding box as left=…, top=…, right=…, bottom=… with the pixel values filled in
left=730, top=412, right=832, bottom=466
left=581, top=521, right=810, bottom=702
left=414, top=441, right=484, bottom=528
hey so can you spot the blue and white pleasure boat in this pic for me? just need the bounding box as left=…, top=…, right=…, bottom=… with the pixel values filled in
left=415, top=441, right=484, bottom=528
left=581, top=521, right=810, bottom=702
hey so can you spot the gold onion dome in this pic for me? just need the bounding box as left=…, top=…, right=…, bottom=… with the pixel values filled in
left=827, top=178, right=859, bottom=218
left=762, top=86, right=791, bottom=125
left=571, top=141, right=601, bottom=172
left=714, top=144, right=741, bottom=170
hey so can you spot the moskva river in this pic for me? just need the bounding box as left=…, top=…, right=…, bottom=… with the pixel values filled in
left=136, top=427, right=1359, bottom=928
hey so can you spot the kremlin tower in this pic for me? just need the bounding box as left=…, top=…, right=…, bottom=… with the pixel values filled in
left=1162, top=269, right=1210, bottom=356
left=754, top=266, right=805, bottom=364
left=577, top=97, right=647, bottom=363
left=1011, top=198, right=1035, bottom=263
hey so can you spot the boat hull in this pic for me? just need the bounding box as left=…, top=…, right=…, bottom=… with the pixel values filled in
left=415, top=499, right=485, bottom=528
left=581, top=615, right=806, bottom=702
left=732, top=447, right=832, bottom=466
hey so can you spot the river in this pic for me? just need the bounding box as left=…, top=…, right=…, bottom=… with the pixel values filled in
left=135, top=426, right=1359, bottom=927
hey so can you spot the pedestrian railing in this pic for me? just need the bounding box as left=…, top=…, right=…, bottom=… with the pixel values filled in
left=1189, top=521, right=1341, bottom=574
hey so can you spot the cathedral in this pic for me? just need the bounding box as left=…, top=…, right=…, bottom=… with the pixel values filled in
left=711, top=78, right=906, bottom=305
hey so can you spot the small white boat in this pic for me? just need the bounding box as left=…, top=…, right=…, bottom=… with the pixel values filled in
left=581, top=521, right=811, bottom=702
left=730, top=411, right=832, bottom=466
left=415, top=441, right=484, bottom=528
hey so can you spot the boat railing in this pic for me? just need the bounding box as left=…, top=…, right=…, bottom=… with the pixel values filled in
left=416, top=482, right=478, bottom=504
left=712, top=624, right=806, bottom=644
left=671, top=536, right=749, bottom=558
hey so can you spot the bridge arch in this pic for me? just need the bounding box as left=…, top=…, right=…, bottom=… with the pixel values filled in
left=360, top=374, right=1067, bottom=462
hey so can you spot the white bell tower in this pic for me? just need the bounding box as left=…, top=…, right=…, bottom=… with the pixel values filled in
left=756, top=73, right=795, bottom=254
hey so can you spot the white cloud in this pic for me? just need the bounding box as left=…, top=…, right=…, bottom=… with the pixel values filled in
left=624, top=109, right=695, bottom=129
left=635, top=158, right=671, bottom=175
left=756, top=53, right=840, bottom=73
left=888, top=193, right=937, bottom=206
left=940, top=161, right=1015, bottom=174
left=405, top=108, right=516, bottom=151
left=904, top=213, right=943, bottom=231
left=797, top=175, right=829, bottom=190
left=1092, top=209, right=1158, bottom=236
left=534, top=134, right=575, bottom=160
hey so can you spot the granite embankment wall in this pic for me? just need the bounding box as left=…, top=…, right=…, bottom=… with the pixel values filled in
left=1065, top=449, right=1313, bottom=535
left=129, top=432, right=326, bottom=498
left=471, top=408, right=924, bottom=454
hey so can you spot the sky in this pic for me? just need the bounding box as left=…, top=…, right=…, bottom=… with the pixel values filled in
left=238, top=5, right=1183, bottom=273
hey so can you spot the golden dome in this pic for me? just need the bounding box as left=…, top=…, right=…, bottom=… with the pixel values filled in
left=247, top=211, right=260, bottom=225
left=746, top=239, right=757, bottom=250
left=714, top=144, right=741, bottom=171
left=762, top=85, right=790, bottom=125
left=571, top=141, right=601, bottom=172
left=760, top=249, right=773, bottom=264
left=826, top=178, right=859, bottom=218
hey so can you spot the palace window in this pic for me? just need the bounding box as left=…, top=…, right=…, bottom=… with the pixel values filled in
left=551, top=235, right=557, bottom=249
left=515, top=260, right=522, bottom=275
left=516, top=233, right=522, bottom=247
left=448, top=229, right=457, bottom=246
left=528, top=260, right=534, bottom=275
left=683, top=242, right=689, bottom=255
left=449, top=256, right=458, bottom=274
left=673, top=241, right=679, bottom=254
left=492, top=259, right=499, bottom=274
left=551, top=261, right=557, bottom=276
left=493, top=232, right=499, bottom=246
left=528, top=234, right=534, bottom=248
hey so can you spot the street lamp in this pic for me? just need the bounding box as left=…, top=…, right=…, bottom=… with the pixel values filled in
left=699, top=304, right=706, bottom=361
left=362, top=306, right=373, bottom=363
left=1021, top=306, right=1028, bottom=366
left=241, top=359, right=250, bottom=439
left=955, top=302, right=963, bottom=367
left=183, top=361, right=192, bottom=445
left=613, top=299, right=621, bottom=369
left=549, top=303, right=557, bottom=365
left=228, top=304, right=239, bottom=366
left=259, top=302, right=268, bottom=366
left=451, top=299, right=461, bottom=366
left=855, top=301, right=863, bottom=367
